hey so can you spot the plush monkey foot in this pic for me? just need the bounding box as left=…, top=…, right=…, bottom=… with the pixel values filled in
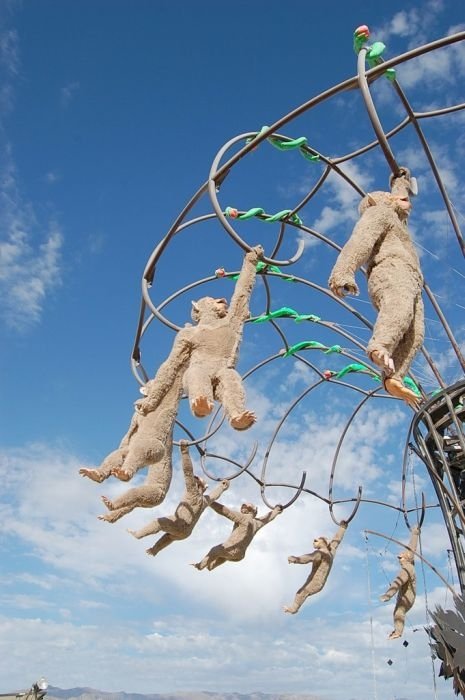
left=97, top=512, right=119, bottom=523
left=384, top=377, right=420, bottom=410
left=283, top=605, right=298, bottom=615
left=127, top=528, right=141, bottom=539
left=380, top=594, right=390, bottom=602
left=388, top=630, right=402, bottom=640
left=101, top=495, right=114, bottom=511
left=79, top=467, right=105, bottom=483
left=110, top=467, right=133, bottom=482
left=368, top=349, right=395, bottom=376
left=146, top=546, right=159, bottom=557
left=230, top=410, right=256, bottom=431
left=191, top=396, right=214, bottom=418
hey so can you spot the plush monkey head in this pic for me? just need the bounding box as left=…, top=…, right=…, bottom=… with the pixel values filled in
left=313, top=536, right=330, bottom=551
left=194, top=475, right=208, bottom=493
left=191, top=297, right=229, bottom=323
left=398, top=549, right=414, bottom=563
left=240, top=502, right=258, bottom=517
left=359, top=191, right=412, bottom=221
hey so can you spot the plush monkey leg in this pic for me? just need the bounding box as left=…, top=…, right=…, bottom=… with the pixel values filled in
left=98, top=480, right=168, bottom=523
left=79, top=447, right=127, bottom=482
left=367, top=266, right=419, bottom=376
left=284, top=575, right=323, bottom=614
left=389, top=605, right=406, bottom=639
left=183, top=366, right=215, bottom=418
left=207, top=556, right=227, bottom=571
left=215, top=368, right=256, bottom=430
left=283, top=594, right=307, bottom=615
left=384, top=294, right=424, bottom=409
left=112, top=439, right=165, bottom=481
left=128, top=519, right=163, bottom=540
left=98, top=504, right=136, bottom=523
left=146, top=533, right=175, bottom=557
left=193, top=545, right=222, bottom=570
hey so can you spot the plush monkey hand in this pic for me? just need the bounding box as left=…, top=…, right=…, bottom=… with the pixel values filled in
left=220, top=479, right=230, bottom=491
left=134, top=397, right=149, bottom=415
left=328, top=269, right=360, bottom=298
left=288, top=555, right=299, bottom=564
left=247, top=244, right=265, bottom=262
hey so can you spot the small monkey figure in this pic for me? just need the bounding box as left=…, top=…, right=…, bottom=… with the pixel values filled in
left=137, top=245, right=264, bottom=432
left=284, top=521, right=347, bottom=614
left=193, top=502, right=283, bottom=570
left=328, top=180, right=424, bottom=409
left=380, top=526, right=419, bottom=639
left=81, top=246, right=263, bottom=486
left=128, top=441, right=229, bottom=557
left=79, top=371, right=186, bottom=517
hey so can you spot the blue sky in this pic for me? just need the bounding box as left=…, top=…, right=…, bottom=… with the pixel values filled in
left=1, top=1, right=465, bottom=699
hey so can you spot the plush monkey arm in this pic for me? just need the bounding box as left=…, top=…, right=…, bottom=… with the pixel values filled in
left=179, top=440, right=197, bottom=494
left=407, top=526, right=420, bottom=554
left=210, top=501, right=244, bottom=524
left=328, top=206, right=390, bottom=297
left=257, top=504, right=283, bottom=527
left=380, top=568, right=410, bottom=601
left=227, top=245, right=264, bottom=322
left=288, top=551, right=319, bottom=565
left=203, top=480, right=230, bottom=508
left=135, top=333, right=192, bottom=415
left=329, top=521, right=348, bottom=555
left=118, top=412, right=141, bottom=448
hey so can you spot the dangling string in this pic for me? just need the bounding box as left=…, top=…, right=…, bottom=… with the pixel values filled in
left=408, top=447, right=439, bottom=699
left=364, top=532, right=379, bottom=700
left=445, top=549, right=455, bottom=607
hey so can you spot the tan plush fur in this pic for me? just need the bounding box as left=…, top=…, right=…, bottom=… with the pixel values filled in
left=283, top=522, right=347, bottom=614
left=193, top=502, right=282, bottom=570
left=80, top=246, right=262, bottom=499
left=136, top=245, right=264, bottom=431
left=380, top=526, right=418, bottom=639
left=127, top=441, right=229, bottom=557
left=79, top=370, right=186, bottom=520
left=328, top=189, right=424, bottom=408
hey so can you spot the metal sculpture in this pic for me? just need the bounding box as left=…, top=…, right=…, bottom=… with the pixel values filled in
left=84, top=24, right=465, bottom=697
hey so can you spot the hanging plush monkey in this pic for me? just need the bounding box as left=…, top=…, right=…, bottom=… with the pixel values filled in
left=283, top=521, right=347, bottom=614
left=193, top=502, right=283, bottom=570
left=80, top=245, right=263, bottom=488
left=328, top=174, right=424, bottom=408
left=128, top=441, right=229, bottom=557
left=136, top=245, right=264, bottom=431
left=380, top=526, right=419, bottom=639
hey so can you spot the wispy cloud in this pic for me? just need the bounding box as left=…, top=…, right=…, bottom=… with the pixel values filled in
left=60, top=80, right=80, bottom=108
left=0, top=145, right=63, bottom=330
left=376, top=0, right=445, bottom=46
left=0, top=25, right=63, bottom=330
left=306, top=161, right=374, bottom=243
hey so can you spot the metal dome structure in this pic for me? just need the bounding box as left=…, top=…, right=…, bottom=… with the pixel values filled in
left=125, top=26, right=465, bottom=694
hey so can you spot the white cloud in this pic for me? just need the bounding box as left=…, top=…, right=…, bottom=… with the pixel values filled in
left=45, top=171, right=60, bottom=184
left=60, top=81, right=80, bottom=108
left=0, top=30, right=63, bottom=330
left=376, top=0, right=445, bottom=46
left=304, top=162, right=375, bottom=240
left=0, top=425, right=452, bottom=699
left=0, top=160, right=63, bottom=329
